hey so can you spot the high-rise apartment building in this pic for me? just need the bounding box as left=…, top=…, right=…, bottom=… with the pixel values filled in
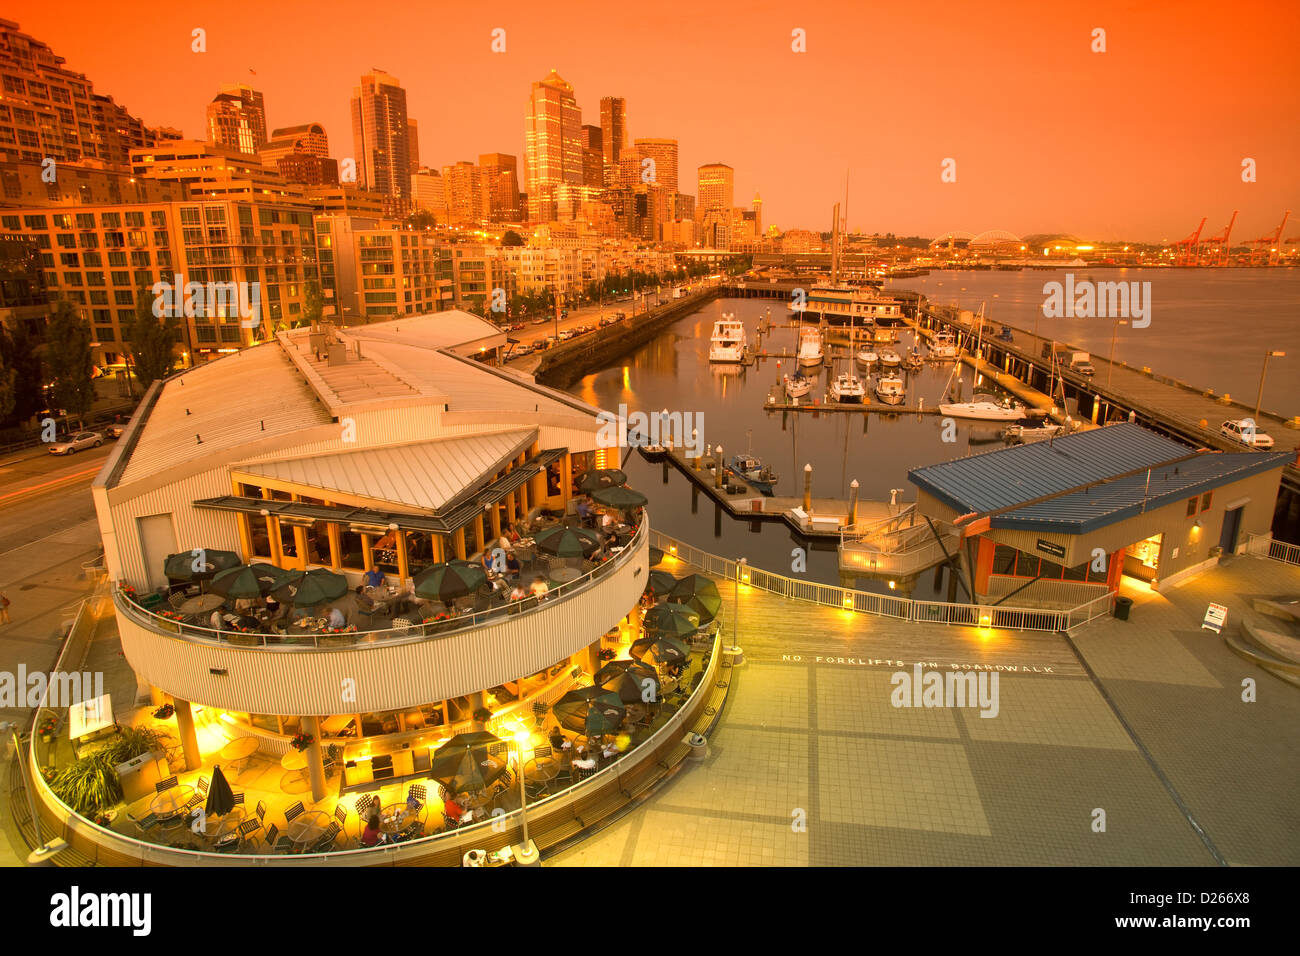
left=580, top=126, right=603, bottom=188
left=524, top=71, right=582, bottom=222
left=206, top=83, right=267, bottom=156
left=260, top=123, right=329, bottom=167
left=410, top=167, right=449, bottom=221
left=634, top=138, right=678, bottom=193
left=752, top=192, right=762, bottom=235
left=478, top=153, right=521, bottom=222
left=442, top=161, right=485, bottom=225
left=697, top=163, right=734, bottom=218
left=351, top=70, right=413, bottom=217
left=599, top=96, right=626, bottom=171
left=408, top=118, right=419, bottom=173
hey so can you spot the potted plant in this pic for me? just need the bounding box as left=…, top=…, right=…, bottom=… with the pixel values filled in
left=290, top=732, right=314, bottom=752
left=152, top=703, right=174, bottom=720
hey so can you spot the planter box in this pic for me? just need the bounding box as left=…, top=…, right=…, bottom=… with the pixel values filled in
left=116, top=750, right=167, bottom=804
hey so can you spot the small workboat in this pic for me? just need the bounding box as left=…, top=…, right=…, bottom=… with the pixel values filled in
left=929, top=331, right=958, bottom=360
left=903, top=348, right=924, bottom=370
left=878, top=348, right=902, bottom=368
left=797, top=327, right=824, bottom=367
left=855, top=348, right=878, bottom=367
left=783, top=372, right=813, bottom=399
left=829, top=371, right=865, bottom=404
left=875, top=374, right=905, bottom=405
left=730, top=453, right=779, bottom=495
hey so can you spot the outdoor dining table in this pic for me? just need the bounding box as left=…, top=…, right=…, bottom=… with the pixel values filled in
left=179, top=593, right=225, bottom=615
left=150, top=785, right=195, bottom=821
left=550, top=566, right=582, bottom=584
left=379, top=804, right=418, bottom=835
left=461, top=791, right=494, bottom=813
left=280, top=749, right=307, bottom=786
left=203, top=806, right=246, bottom=841
left=524, top=754, right=561, bottom=782
left=286, top=809, right=330, bottom=847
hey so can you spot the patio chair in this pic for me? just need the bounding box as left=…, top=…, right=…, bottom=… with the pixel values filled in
left=407, top=784, right=427, bottom=810
left=310, top=821, right=341, bottom=853
left=396, top=821, right=423, bottom=843
left=532, top=700, right=549, bottom=730
left=255, top=800, right=267, bottom=823
left=168, top=591, right=188, bottom=611
left=134, top=812, right=160, bottom=834
left=155, top=776, right=178, bottom=794
left=488, top=742, right=507, bottom=759
left=532, top=745, right=552, bottom=760
left=261, top=823, right=294, bottom=854
left=355, top=794, right=377, bottom=819
left=182, top=792, right=204, bottom=814
left=334, top=804, right=350, bottom=842
left=197, top=776, right=210, bottom=796
left=230, top=790, right=244, bottom=807
left=284, top=801, right=305, bottom=823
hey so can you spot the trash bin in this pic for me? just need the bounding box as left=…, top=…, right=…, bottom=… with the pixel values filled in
left=1113, top=596, right=1133, bottom=621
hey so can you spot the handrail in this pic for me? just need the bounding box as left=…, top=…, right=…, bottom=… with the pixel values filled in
left=115, top=520, right=647, bottom=651
left=1246, top=531, right=1300, bottom=567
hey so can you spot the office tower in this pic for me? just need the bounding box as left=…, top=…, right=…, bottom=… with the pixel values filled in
left=670, top=193, right=695, bottom=221
left=479, top=153, right=522, bottom=222
left=442, top=161, right=485, bottom=225
left=581, top=126, right=603, bottom=188
left=523, top=70, right=582, bottom=222
left=267, top=123, right=329, bottom=157
left=697, top=163, right=734, bottom=218
left=276, top=153, right=340, bottom=186
left=600, top=97, right=626, bottom=167
left=752, top=192, right=762, bottom=235
left=410, top=167, right=449, bottom=221
left=633, top=138, right=678, bottom=193
left=408, top=118, right=419, bottom=173
left=351, top=70, right=412, bottom=217
left=0, top=18, right=156, bottom=166
left=207, top=83, right=267, bottom=155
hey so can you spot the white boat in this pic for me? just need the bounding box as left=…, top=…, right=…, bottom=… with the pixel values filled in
left=1003, top=422, right=1065, bottom=444
left=797, top=327, right=824, bottom=367
left=903, top=348, right=924, bottom=370
left=709, top=314, right=746, bottom=363
left=874, top=374, right=905, bottom=405
left=929, top=330, right=958, bottom=360
left=798, top=285, right=904, bottom=326
left=829, top=371, right=865, bottom=403
left=939, top=396, right=1027, bottom=421
left=855, top=349, right=878, bottom=367
left=783, top=372, right=813, bottom=398
left=878, top=348, right=902, bottom=368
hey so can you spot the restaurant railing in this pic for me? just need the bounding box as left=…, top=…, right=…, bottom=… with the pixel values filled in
left=651, top=529, right=1113, bottom=632
left=114, top=520, right=648, bottom=651
left=24, top=622, right=724, bottom=866
left=1246, top=532, right=1300, bottom=567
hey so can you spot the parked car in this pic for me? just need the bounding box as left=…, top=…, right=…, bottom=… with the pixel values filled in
left=532, top=339, right=547, bottom=350
left=1220, top=419, right=1275, bottom=449
left=512, top=344, right=533, bottom=357
left=558, top=329, right=575, bottom=341
left=48, top=430, right=104, bottom=455
left=509, top=323, right=526, bottom=332
left=598, top=317, right=613, bottom=328
left=532, top=316, right=549, bottom=325
left=104, top=423, right=127, bottom=439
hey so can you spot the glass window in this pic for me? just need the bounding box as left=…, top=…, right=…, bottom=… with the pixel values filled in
left=1200, top=491, right=1212, bottom=512
left=991, top=545, right=1016, bottom=576
left=1186, top=498, right=1198, bottom=517
left=1014, top=550, right=1039, bottom=577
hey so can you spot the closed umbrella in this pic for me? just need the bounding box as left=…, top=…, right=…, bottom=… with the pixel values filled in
left=430, top=732, right=507, bottom=795
left=649, top=547, right=665, bottom=567
left=643, top=601, right=700, bottom=637
left=204, top=764, right=235, bottom=818
left=577, top=468, right=627, bottom=493
left=551, top=687, right=626, bottom=736
left=595, top=659, right=661, bottom=704
left=631, top=634, right=690, bottom=668
left=644, top=570, right=677, bottom=599
left=668, top=574, right=722, bottom=624
left=590, top=486, right=648, bottom=509
left=412, top=560, right=486, bottom=601
left=533, top=525, right=602, bottom=559
left=210, top=563, right=293, bottom=600
left=164, top=549, right=241, bottom=582
left=274, top=567, right=348, bottom=608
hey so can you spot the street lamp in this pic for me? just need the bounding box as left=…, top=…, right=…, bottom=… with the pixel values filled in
left=730, top=557, right=747, bottom=656
left=1106, top=318, right=1128, bottom=387
left=512, top=729, right=539, bottom=866
left=2, top=721, right=69, bottom=864
left=1254, top=350, right=1286, bottom=421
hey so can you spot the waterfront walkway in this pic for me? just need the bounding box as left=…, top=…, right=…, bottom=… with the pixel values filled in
left=550, top=552, right=1300, bottom=866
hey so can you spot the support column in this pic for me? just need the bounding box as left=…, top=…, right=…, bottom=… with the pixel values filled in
left=327, top=521, right=342, bottom=570
left=173, top=697, right=201, bottom=773
left=150, top=685, right=167, bottom=707
left=974, top=537, right=996, bottom=595
left=432, top=534, right=445, bottom=563
left=269, top=517, right=284, bottom=566
left=301, top=715, right=326, bottom=804
left=586, top=638, right=602, bottom=675
left=236, top=512, right=253, bottom=563
left=396, top=531, right=409, bottom=582
left=361, top=534, right=373, bottom=572
left=293, top=525, right=309, bottom=570
left=489, top=502, right=502, bottom=541
left=453, top=528, right=467, bottom=561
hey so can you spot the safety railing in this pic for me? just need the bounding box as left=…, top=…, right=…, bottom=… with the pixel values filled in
left=1246, top=532, right=1300, bottom=567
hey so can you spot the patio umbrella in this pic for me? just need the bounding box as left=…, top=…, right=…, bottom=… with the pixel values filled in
left=204, top=764, right=236, bottom=818
left=533, top=525, right=602, bottom=559
left=164, top=549, right=242, bottom=582
left=275, top=567, right=348, bottom=608
left=595, top=659, right=661, bottom=704
left=430, top=732, right=507, bottom=795
left=577, top=468, right=627, bottom=493
left=668, top=574, right=723, bottom=624
left=551, top=686, right=626, bottom=736
left=209, top=563, right=292, bottom=600
left=643, top=601, right=700, bottom=637
left=649, top=547, right=665, bottom=567
left=644, top=570, right=677, bottom=598
left=631, top=634, right=690, bottom=668
left=412, top=560, right=486, bottom=601
left=590, top=486, right=648, bottom=509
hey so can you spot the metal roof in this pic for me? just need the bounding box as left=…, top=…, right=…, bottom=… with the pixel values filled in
left=346, top=310, right=506, bottom=352
left=234, top=429, right=536, bottom=511
left=908, top=423, right=1291, bottom=534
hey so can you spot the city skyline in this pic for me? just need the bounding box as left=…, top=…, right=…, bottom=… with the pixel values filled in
left=11, top=0, right=1297, bottom=241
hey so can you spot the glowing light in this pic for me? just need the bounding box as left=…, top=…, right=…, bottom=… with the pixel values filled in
left=888, top=580, right=896, bottom=590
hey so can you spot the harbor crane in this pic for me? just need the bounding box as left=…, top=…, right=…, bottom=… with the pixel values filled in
left=1171, top=216, right=1207, bottom=266
left=1245, top=210, right=1290, bottom=266
left=1200, top=210, right=1237, bottom=266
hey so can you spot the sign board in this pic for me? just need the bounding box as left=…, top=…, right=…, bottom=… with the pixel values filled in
left=68, top=693, right=114, bottom=740
left=1036, top=539, right=1066, bottom=559
left=1202, top=603, right=1228, bottom=633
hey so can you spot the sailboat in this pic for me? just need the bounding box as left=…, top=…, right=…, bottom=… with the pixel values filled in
left=939, top=395, right=1027, bottom=421
left=784, top=371, right=813, bottom=398
left=829, top=368, right=865, bottom=403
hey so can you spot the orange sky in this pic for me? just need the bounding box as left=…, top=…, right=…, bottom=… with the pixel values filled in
left=10, top=0, right=1299, bottom=240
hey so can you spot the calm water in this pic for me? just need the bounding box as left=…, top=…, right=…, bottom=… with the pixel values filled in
left=568, top=271, right=1300, bottom=593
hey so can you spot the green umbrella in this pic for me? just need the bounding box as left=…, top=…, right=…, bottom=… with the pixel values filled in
left=630, top=634, right=690, bottom=668
left=649, top=547, right=665, bottom=566
left=644, top=570, right=677, bottom=598
left=668, top=573, right=723, bottom=624
left=577, top=468, right=627, bottom=493
left=533, top=525, right=602, bottom=558
left=643, top=601, right=700, bottom=637
left=412, top=560, right=487, bottom=601
left=164, top=549, right=241, bottom=582
left=591, top=486, right=648, bottom=509
left=552, top=687, right=626, bottom=736
left=594, top=659, right=661, bottom=704
left=210, top=563, right=293, bottom=600
left=430, top=732, right=507, bottom=795
left=275, top=567, right=348, bottom=608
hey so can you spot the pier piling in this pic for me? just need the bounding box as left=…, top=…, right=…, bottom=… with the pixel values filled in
left=803, top=463, right=813, bottom=511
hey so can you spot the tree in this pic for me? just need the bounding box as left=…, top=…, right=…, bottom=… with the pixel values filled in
left=127, top=288, right=178, bottom=391
left=406, top=210, right=437, bottom=230
left=301, top=279, right=324, bottom=328
left=0, top=323, right=44, bottom=427
left=0, top=344, right=14, bottom=422
left=501, top=230, right=526, bottom=247
left=44, top=300, right=95, bottom=425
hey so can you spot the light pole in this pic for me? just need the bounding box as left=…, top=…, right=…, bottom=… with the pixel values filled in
left=1106, top=318, right=1128, bottom=387
left=511, top=730, right=539, bottom=866
left=2, top=721, right=68, bottom=864
left=1254, top=350, right=1286, bottom=422
left=730, top=558, right=747, bottom=657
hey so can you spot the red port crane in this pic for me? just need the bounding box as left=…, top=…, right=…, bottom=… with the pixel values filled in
left=1172, top=217, right=1207, bottom=266
left=1200, top=210, right=1237, bottom=266
left=1245, top=210, right=1290, bottom=266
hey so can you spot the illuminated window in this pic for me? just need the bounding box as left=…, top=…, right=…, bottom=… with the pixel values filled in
left=1200, top=492, right=1212, bottom=513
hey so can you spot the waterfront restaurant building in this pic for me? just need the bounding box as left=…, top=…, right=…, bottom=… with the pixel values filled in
left=909, top=424, right=1292, bottom=603
left=92, top=311, right=640, bottom=807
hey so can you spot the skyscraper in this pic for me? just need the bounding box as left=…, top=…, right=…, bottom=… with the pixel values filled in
left=206, top=83, right=267, bottom=156
left=600, top=96, right=627, bottom=184
left=408, top=118, right=420, bottom=173
left=634, top=138, right=678, bottom=193
left=524, top=70, right=582, bottom=222
left=752, top=192, right=763, bottom=235
left=581, top=125, right=604, bottom=188
left=697, top=163, right=734, bottom=216
left=442, top=161, right=485, bottom=225
left=350, top=70, right=412, bottom=217
left=479, top=153, right=522, bottom=222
